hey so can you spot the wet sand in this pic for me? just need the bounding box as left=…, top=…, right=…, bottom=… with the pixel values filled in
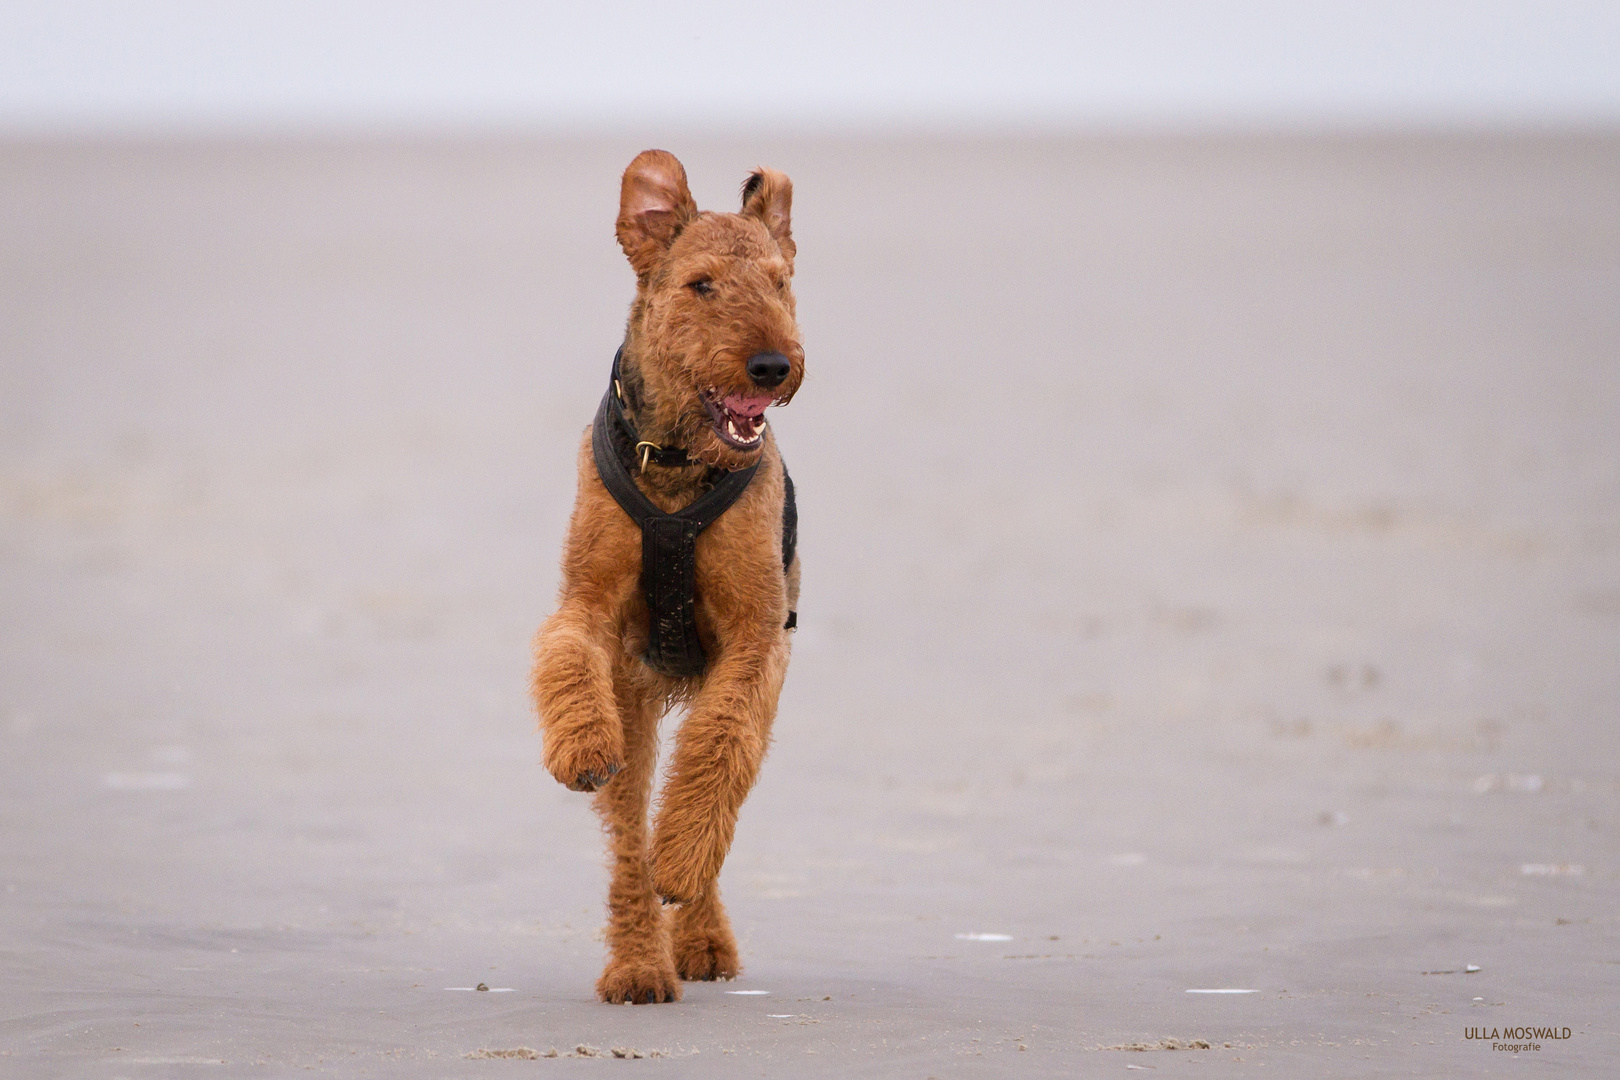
left=2, top=134, right=1617, bottom=1077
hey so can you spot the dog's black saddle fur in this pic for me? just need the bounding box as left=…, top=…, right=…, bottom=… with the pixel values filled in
left=592, top=351, right=797, bottom=679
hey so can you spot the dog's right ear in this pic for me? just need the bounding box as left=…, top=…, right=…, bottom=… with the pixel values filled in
left=617, top=150, right=698, bottom=280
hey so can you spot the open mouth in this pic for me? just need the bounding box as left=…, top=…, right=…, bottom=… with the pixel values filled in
left=701, top=389, right=774, bottom=450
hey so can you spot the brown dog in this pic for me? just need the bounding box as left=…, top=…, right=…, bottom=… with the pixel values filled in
left=531, top=150, right=804, bottom=1004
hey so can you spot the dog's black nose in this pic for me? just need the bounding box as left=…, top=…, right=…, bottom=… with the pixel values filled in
left=746, top=352, right=791, bottom=389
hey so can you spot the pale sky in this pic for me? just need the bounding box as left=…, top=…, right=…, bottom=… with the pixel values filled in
left=2, top=0, right=1618, bottom=133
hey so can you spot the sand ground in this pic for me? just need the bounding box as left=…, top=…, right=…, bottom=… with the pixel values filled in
left=1, top=135, right=1617, bottom=1077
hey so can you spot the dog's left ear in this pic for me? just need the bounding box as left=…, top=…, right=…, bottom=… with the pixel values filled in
left=741, top=168, right=795, bottom=263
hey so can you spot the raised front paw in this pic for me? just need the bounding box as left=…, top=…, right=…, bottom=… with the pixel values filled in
left=597, top=960, right=682, bottom=1004
left=543, top=733, right=624, bottom=793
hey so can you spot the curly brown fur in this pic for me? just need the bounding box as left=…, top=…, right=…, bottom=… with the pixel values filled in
left=532, top=150, right=804, bottom=1004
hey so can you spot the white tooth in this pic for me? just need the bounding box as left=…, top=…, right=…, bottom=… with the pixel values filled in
left=727, top=419, right=740, bottom=439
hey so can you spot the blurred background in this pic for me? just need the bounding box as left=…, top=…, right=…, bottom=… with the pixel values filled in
left=4, top=0, right=1620, bottom=132
left=2, top=3, right=1618, bottom=1075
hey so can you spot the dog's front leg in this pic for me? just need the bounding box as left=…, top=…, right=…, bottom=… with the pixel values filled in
left=533, top=597, right=627, bottom=792
left=649, top=637, right=788, bottom=904
left=593, top=668, right=682, bottom=1003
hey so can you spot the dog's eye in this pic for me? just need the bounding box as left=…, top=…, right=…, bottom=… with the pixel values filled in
left=687, top=279, right=713, bottom=296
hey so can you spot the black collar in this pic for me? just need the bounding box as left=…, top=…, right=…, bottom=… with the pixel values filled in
left=605, top=347, right=697, bottom=471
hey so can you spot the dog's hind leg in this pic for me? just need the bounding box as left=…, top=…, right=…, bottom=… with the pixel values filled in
left=671, top=883, right=739, bottom=981
left=592, top=672, right=680, bottom=1004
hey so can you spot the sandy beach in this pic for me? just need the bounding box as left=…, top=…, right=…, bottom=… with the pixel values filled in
left=2, top=134, right=1617, bottom=1076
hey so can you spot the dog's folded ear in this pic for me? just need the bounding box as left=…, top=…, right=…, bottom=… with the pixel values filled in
left=618, top=150, right=699, bottom=279
left=741, top=168, right=795, bottom=264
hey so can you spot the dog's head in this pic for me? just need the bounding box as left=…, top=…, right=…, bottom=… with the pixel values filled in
left=616, top=149, right=804, bottom=470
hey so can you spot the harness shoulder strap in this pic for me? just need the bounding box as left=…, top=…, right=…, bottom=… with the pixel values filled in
left=590, top=389, right=660, bottom=528
left=780, top=466, right=798, bottom=630
left=781, top=468, right=797, bottom=572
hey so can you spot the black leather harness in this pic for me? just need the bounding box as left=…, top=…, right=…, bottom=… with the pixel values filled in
left=591, top=351, right=797, bottom=679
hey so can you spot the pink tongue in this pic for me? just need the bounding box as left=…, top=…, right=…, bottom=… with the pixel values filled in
left=724, top=393, right=774, bottom=418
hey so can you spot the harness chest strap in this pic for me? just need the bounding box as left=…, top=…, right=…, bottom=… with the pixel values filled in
left=590, top=360, right=797, bottom=679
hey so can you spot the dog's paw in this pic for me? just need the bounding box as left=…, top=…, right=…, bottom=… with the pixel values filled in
left=568, top=762, right=621, bottom=792
left=647, top=822, right=722, bottom=905
left=650, top=863, right=703, bottom=908
left=543, top=736, right=624, bottom=793
left=597, top=961, right=682, bottom=1005
left=673, top=928, right=739, bottom=982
